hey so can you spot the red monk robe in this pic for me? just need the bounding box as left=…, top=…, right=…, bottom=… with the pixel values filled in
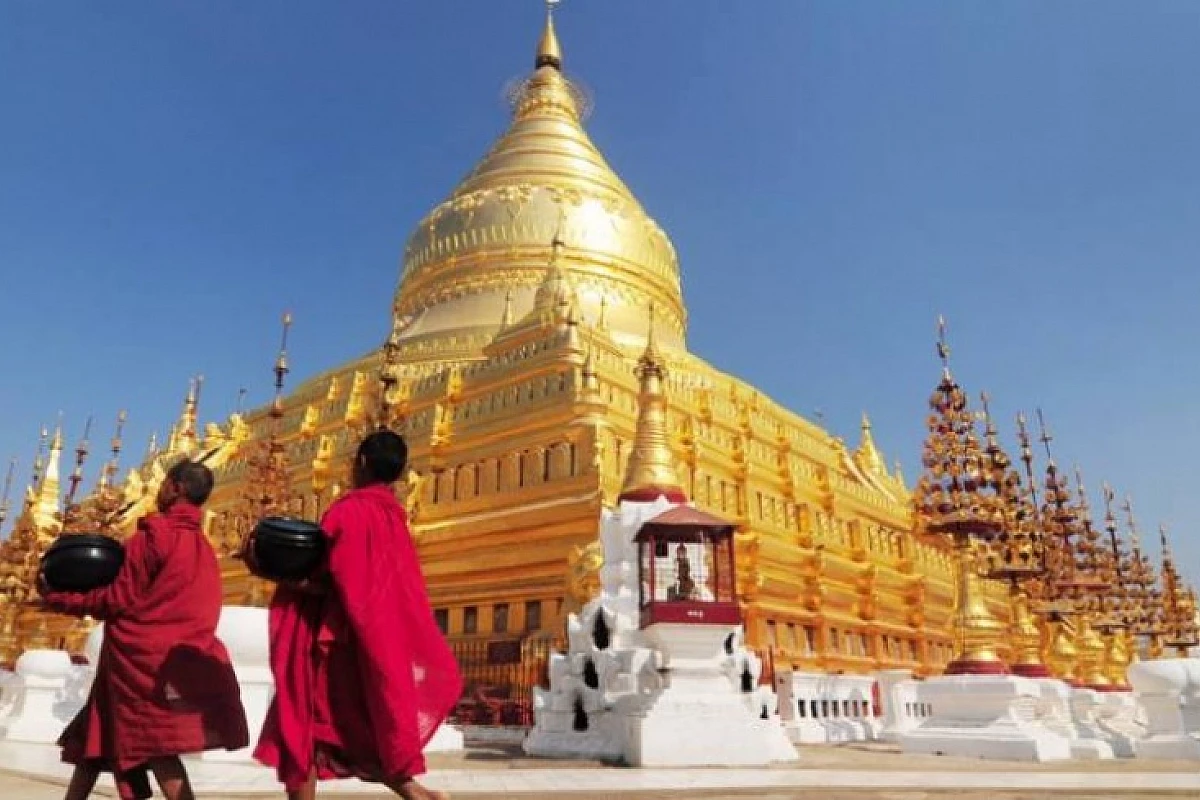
left=42, top=502, right=249, bottom=799
left=254, top=483, right=462, bottom=791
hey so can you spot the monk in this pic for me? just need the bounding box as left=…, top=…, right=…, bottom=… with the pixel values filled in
left=39, top=459, right=249, bottom=800
left=252, top=430, right=462, bottom=800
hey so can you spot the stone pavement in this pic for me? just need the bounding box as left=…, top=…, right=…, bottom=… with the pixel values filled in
left=3, top=741, right=1199, bottom=799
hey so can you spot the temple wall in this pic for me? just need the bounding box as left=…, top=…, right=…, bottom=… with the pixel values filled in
left=0, top=331, right=1010, bottom=677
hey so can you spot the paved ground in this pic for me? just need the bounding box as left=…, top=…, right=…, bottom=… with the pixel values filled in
left=4, top=741, right=1199, bottom=799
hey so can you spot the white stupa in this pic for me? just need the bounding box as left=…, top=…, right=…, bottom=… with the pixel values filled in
left=523, top=323, right=797, bottom=766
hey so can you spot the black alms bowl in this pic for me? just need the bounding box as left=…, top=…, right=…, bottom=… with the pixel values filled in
left=41, top=534, right=126, bottom=593
left=250, top=517, right=327, bottom=582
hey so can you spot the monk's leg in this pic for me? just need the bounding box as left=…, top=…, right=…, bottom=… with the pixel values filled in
left=62, top=763, right=100, bottom=800
left=286, top=769, right=318, bottom=800
left=147, top=756, right=196, bottom=800
left=384, top=776, right=449, bottom=800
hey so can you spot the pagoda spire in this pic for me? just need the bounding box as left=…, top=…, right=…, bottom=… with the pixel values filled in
left=0, top=456, right=16, bottom=533
left=500, top=289, right=514, bottom=328
left=33, top=420, right=65, bottom=522
left=240, top=312, right=295, bottom=534
left=854, top=412, right=885, bottom=476
left=536, top=0, right=563, bottom=70
left=97, top=411, right=128, bottom=492
left=913, top=316, right=1008, bottom=675
left=619, top=306, right=686, bottom=504
left=169, top=376, right=202, bottom=453
left=26, top=424, right=48, bottom=507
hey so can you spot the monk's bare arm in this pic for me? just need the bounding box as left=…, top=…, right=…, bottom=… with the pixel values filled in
left=41, top=525, right=160, bottom=619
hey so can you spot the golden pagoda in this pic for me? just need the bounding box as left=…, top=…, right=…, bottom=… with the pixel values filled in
left=0, top=7, right=986, bottom=677
left=912, top=321, right=1011, bottom=675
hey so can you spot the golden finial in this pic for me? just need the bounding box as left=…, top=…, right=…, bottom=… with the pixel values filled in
left=536, top=0, right=563, bottom=70
left=1121, top=494, right=1142, bottom=552
left=36, top=416, right=66, bottom=510
left=98, top=410, right=128, bottom=490
left=500, top=289, right=514, bottom=328
left=146, top=431, right=159, bottom=460
left=532, top=230, right=576, bottom=317
left=30, top=425, right=48, bottom=491
left=64, top=415, right=94, bottom=511
left=856, top=412, right=884, bottom=475
left=1035, top=408, right=1056, bottom=467
left=1159, top=523, right=1173, bottom=562
left=0, top=456, right=16, bottom=530
left=642, top=302, right=664, bottom=365
left=51, top=414, right=64, bottom=453
left=935, top=315, right=952, bottom=378
left=1073, top=465, right=1092, bottom=522
left=1015, top=412, right=1040, bottom=506
left=619, top=304, right=685, bottom=503
left=597, top=294, right=609, bottom=330
left=1102, top=481, right=1118, bottom=535
left=272, top=312, right=292, bottom=417
left=236, top=387, right=248, bottom=415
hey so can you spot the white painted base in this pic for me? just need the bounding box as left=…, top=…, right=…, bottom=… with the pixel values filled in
left=424, top=723, right=465, bottom=753
left=625, top=623, right=797, bottom=767
left=899, top=675, right=1071, bottom=762
left=0, top=650, right=91, bottom=745
left=1129, top=658, right=1200, bottom=761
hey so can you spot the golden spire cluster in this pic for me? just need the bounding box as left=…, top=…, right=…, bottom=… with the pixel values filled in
left=61, top=411, right=130, bottom=534
left=913, top=318, right=1009, bottom=675
left=1033, top=410, right=1101, bottom=612
left=1158, top=524, right=1199, bottom=656
left=915, top=319, right=1007, bottom=540
left=980, top=399, right=1045, bottom=581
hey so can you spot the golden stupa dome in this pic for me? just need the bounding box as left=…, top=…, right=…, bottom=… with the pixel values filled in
left=392, top=10, right=685, bottom=358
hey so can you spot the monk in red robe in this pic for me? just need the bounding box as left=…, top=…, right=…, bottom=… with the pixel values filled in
left=253, top=430, right=461, bottom=800
left=40, top=459, right=249, bottom=800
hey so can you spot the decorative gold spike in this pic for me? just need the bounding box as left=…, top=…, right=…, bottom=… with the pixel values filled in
left=618, top=309, right=685, bottom=503
left=536, top=0, right=563, bottom=70
left=0, top=456, right=16, bottom=531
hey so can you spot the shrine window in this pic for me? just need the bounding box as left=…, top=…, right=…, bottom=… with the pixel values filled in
left=492, top=603, right=509, bottom=634
left=829, top=628, right=841, bottom=652
left=434, top=608, right=449, bottom=635
left=803, top=626, right=816, bottom=655
left=634, top=507, right=740, bottom=628
left=766, top=620, right=777, bottom=647
left=525, top=600, right=542, bottom=632
left=463, top=606, right=478, bottom=635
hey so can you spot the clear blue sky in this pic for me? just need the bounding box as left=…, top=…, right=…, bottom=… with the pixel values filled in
left=0, top=2, right=1196, bottom=580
